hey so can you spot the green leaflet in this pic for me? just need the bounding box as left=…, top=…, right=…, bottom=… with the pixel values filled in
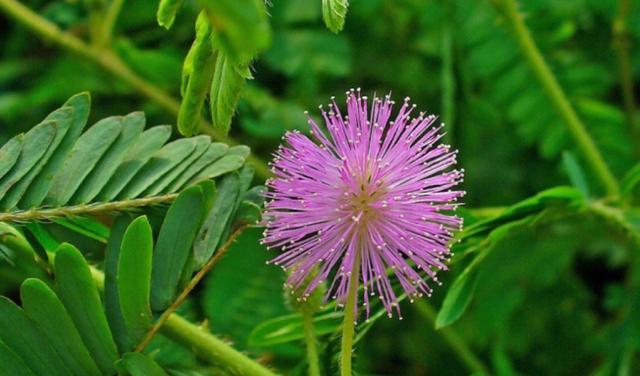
left=0, top=121, right=57, bottom=201
left=166, top=142, right=228, bottom=192
left=193, top=173, right=239, bottom=268
left=151, top=186, right=205, bottom=311
left=435, top=257, right=482, bottom=329
left=561, top=151, right=590, bottom=198
left=0, top=340, right=35, bottom=376
left=118, top=216, right=154, bottom=343
left=227, top=144, right=251, bottom=158
left=120, top=352, right=169, bottom=376
left=0, top=296, right=70, bottom=376
left=143, top=135, right=211, bottom=196
left=622, top=163, right=640, bottom=197
left=188, top=154, right=245, bottom=186
left=46, top=116, right=123, bottom=206
left=117, top=138, right=196, bottom=200
left=104, top=215, right=134, bottom=353
left=209, top=51, right=249, bottom=136
left=157, top=0, right=184, bottom=29
left=97, top=125, right=172, bottom=202
left=248, top=312, right=342, bottom=347
left=0, top=133, right=24, bottom=181
left=54, top=243, right=119, bottom=374
left=200, top=0, right=271, bottom=64
left=20, top=278, right=102, bottom=376
left=178, top=13, right=217, bottom=137
left=235, top=186, right=265, bottom=225
left=322, top=0, right=349, bottom=33
left=71, top=112, right=145, bottom=204
left=19, top=92, right=91, bottom=208
left=53, top=216, right=110, bottom=243
left=1, top=107, right=74, bottom=210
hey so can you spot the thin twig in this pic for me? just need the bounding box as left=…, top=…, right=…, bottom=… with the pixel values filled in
left=0, top=0, right=271, bottom=179
left=135, top=225, right=247, bottom=352
left=0, top=194, right=177, bottom=223
left=98, top=0, right=125, bottom=48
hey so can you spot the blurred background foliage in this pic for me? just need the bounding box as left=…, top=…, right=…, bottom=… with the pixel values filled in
left=1, top=0, right=640, bottom=375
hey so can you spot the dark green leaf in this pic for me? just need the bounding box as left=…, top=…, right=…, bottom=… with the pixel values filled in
left=117, top=138, right=196, bottom=199
left=104, top=215, right=134, bottom=353
left=118, top=216, right=154, bottom=343
left=561, top=151, right=590, bottom=197
left=151, top=186, right=205, bottom=311
left=0, top=296, right=69, bottom=376
left=209, top=51, right=248, bottom=136
left=71, top=112, right=145, bottom=204
left=97, top=125, right=172, bottom=201
left=0, top=134, right=24, bottom=181
left=19, top=92, right=91, bottom=208
left=20, top=278, right=102, bottom=376
left=120, top=352, right=169, bottom=376
left=53, top=216, right=110, bottom=243
left=0, top=340, right=35, bottom=376
left=166, top=142, right=227, bottom=192
left=193, top=173, right=239, bottom=268
left=0, top=121, right=57, bottom=200
left=46, top=116, right=122, bottom=206
left=54, top=243, right=119, bottom=374
left=435, top=259, right=482, bottom=329
left=622, top=163, right=640, bottom=196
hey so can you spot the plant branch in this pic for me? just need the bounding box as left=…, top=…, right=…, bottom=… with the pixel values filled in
left=98, top=0, right=125, bottom=48
left=613, top=0, right=639, bottom=155
left=135, top=226, right=246, bottom=353
left=340, top=253, right=360, bottom=376
left=414, top=300, right=491, bottom=375
left=0, top=0, right=271, bottom=179
left=0, top=194, right=177, bottom=223
left=492, top=0, right=620, bottom=197
left=302, top=311, right=321, bottom=376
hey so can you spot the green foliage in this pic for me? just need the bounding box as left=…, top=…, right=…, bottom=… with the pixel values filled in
left=322, top=0, right=349, bottom=33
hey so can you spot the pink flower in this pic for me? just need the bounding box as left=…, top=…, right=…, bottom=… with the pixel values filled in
left=262, top=89, right=464, bottom=318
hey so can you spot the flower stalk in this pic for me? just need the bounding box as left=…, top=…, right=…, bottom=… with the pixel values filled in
left=302, top=312, right=321, bottom=376
left=340, top=254, right=360, bottom=376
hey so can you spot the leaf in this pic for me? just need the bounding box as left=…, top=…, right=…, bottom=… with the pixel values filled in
left=46, top=116, right=122, bottom=206
left=435, top=259, right=482, bottom=329
left=104, top=215, right=134, bottom=353
left=20, top=278, right=102, bottom=376
left=157, top=0, right=185, bottom=29
left=71, top=112, right=145, bottom=204
left=248, top=312, right=342, bottom=347
left=322, top=0, right=349, bottom=33
left=97, top=125, right=172, bottom=202
left=166, top=142, right=228, bottom=192
left=178, top=13, right=217, bottom=137
left=53, top=216, right=110, bottom=243
left=118, top=216, right=154, bottom=343
left=188, top=154, right=245, bottom=186
left=151, top=186, right=205, bottom=311
left=120, top=352, right=169, bottom=376
left=201, top=0, right=271, bottom=64
left=0, top=296, right=70, bottom=376
left=20, top=92, right=91, bottom=208
left=54, top=243, right=119, bottom=374
left=561, top=151, right=590, bottom=197
left=143, top=135, right=210, bottom=196
left=0, top=121, right=57, bottom=201
left=117, top=138, right=196, bottom=200
left=209, top=51, right=248, bottom=136
left=0, top=340, right=35, bottom=376
left=0, top=133, right=24, bottom=181
left=193, top=173, right=239, bottom=268
left=1, top=107, right=74, bottom=210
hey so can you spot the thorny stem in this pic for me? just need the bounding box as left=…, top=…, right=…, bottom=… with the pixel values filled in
left=302, top=312, right=321, bottom=376
left=0, top=194, right=177, bottom=223
left=414, top=300, right=491, bottom=375
left=0, top=0, right=271, bottom=179
left=493, top=0, right=620, bottom=197
left=135, top=226, right=247, bottom=353
left=340, top=254, right=360, bottom=376
left=613, top=0, right=639, bottom=155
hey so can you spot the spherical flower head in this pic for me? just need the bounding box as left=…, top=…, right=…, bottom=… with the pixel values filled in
left=262, top=89, right=464, bottom=319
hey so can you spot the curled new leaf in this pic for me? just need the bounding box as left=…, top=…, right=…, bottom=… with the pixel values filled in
left=322, top=0, right=349, bottom=33
left=209, top=51, right=250, bottom=136
left=178, top=13, right=217, bottom=137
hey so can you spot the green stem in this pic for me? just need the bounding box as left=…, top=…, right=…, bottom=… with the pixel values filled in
left=89, top=263, right=279, bottom=376
left=302, top=312, right=321, bottom=376
left=415, top=300, right=490, bottom=375
left=0, top=0, right=270, bottom=179
left=340, top=255, right=360, bottom=376
left=493, top=0, right=620, bottom=197
left=613, top=0, right=639, bottom=155
left=98, top=0, right=125, bottom=48
left=0, top=193, right=177, bottom=223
